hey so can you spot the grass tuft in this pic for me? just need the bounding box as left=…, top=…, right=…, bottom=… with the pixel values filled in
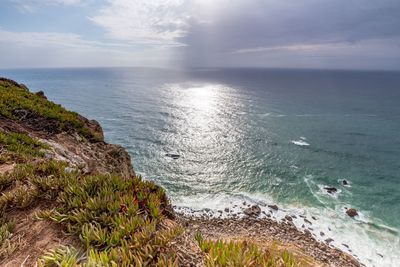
left=195, top=232, right=299, bottom=267
left=0, top=211, right=17, bottom=259
left=37, top=246, right=82, bottom=267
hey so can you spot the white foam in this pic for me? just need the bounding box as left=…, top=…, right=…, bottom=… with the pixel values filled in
left=291, top=140, right=310, bottom=146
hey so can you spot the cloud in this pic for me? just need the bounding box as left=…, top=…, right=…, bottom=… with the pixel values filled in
left=2, top=0, right=400, bottom=69
left=87, top=0, right=400, bottom=69
left=90, top=0, right=189, bottom=46
left=0, top=29, right=173, bottom=68
left=9, top=0, right=88, bottom=13
left=176, top=0, right=400, bottom=68
left=232, top=43, right=341, bottom=54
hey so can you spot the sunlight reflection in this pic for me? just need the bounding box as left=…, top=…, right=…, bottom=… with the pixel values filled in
left=166, top=82, right=232, bottom=147
left=168, top=83, right=228, bottom=121
left=185, top=84, right=219, bottom=113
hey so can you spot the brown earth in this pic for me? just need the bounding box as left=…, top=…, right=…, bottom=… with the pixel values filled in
left=1, top=201, right=81, bottom=267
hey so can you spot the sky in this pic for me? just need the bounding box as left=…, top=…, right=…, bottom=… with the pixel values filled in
left=1, top=0, right=400, bottom=70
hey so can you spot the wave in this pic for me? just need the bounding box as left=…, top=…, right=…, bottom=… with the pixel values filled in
left=291, top=140, right=310, bottom=146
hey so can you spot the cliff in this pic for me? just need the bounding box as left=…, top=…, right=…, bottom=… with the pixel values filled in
left=0, top=78, right=360, bottom=267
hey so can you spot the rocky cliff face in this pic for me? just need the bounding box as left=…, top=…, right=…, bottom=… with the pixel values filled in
left=0, top=77, right=134, bottom=179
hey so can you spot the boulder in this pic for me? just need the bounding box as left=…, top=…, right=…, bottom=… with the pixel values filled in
left=35, top=90, right=47, bottom=99
left=346, top=208, right=358, bottom=218
left=244, top=205, right=261, bottom=217
left=285, top=215, right=293, bottom=221
left=325, top=238, right=334, bottom=244
left=268, top=204, right=279, bottom=211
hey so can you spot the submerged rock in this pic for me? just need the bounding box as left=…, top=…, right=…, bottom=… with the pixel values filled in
left=324, top=187, right=338, bottom=194
left=346, top=208, right=358, bottom=218
left=304, top=218, right=312, bottom=225
left=166, top=153, right=180, bottom=159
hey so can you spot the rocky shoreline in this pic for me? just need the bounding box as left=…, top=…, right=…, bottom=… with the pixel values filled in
left=176, top=211, right=362, bottom=267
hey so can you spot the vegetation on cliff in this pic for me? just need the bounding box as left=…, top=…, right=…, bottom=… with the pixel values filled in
left=0, top=131, right=48, bottom=164
left=0, top=78, right=102, bottom=141
left=0, top=159, right=180, bottom=266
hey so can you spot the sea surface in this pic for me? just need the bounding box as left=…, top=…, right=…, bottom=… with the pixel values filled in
left=1, top=67, right=400, bottom=266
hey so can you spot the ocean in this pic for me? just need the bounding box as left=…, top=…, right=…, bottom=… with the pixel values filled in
left=1, top=67, right=399, bottom=266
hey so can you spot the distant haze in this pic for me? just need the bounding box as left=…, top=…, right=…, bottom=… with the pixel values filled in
left=1, top=0, right=400, bottom=70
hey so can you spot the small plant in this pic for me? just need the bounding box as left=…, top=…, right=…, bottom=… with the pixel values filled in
left=0, top=211, right=17, bottom=259
left=0, top=130, right=48, bottom=164
left=37, top=246, right=82, bottom=267
left=195, top=232, right=300, bottom=267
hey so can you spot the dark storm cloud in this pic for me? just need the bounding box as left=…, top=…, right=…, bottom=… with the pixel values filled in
left=179, top=0, right=400, bottom=69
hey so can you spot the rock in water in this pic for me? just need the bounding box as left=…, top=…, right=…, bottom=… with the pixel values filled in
left=324, top=187, right=338, bottom=194
left=285, top=215, right=293, bottom=221
left=268, top=204, right=279, bottom=211
left=244, top=205, right=261, bottom=217
left=325, top=238, right=334, bottom=244
left=166, top=153, right=180, bottom=159
left=346, top=208, right=358, bottom=218
left=342, top=179, right=349, bottom=186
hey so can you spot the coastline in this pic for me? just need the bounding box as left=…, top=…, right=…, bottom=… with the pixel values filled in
left=176, top=214, right=361, bottom=267
left=0, top=77, right=363, bottom=266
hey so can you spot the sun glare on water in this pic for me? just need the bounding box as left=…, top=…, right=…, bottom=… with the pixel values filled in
left=164, top=82, right=235, bottom=154
left=168, top=83, right=229, bottom=119
left=185, top=84, right=219, bottom=112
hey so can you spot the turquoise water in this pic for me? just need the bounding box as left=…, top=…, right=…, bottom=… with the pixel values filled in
left=1, top=67, right=400, bottom=266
